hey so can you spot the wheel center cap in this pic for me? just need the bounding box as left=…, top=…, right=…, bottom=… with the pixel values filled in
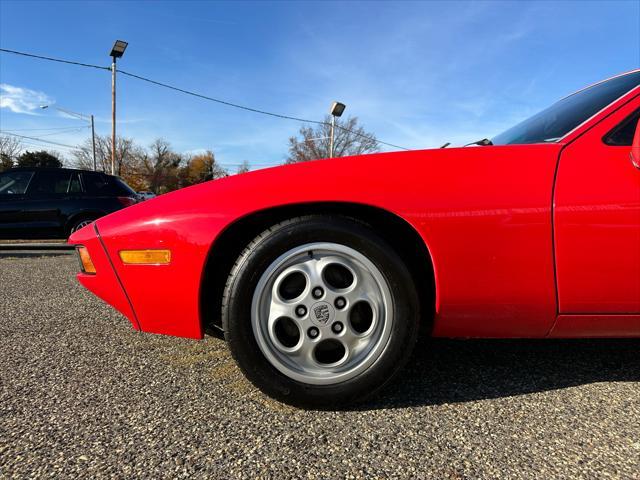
left=310, top=301, right=334, bottom=327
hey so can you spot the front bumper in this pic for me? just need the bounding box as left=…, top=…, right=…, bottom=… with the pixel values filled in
left=69, top=224, right=140, bottom=331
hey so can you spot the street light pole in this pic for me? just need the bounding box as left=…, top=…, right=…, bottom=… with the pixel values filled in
left=109, top=40, right=128, bottom=176
left=328, top=101, right=346, bottom=159
left=329, top=115, right=335, bottom=159
left=111, top=57, right=116, bottom=175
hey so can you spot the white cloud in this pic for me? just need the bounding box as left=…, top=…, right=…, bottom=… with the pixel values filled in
left=0, top=84, right=53, bottom=115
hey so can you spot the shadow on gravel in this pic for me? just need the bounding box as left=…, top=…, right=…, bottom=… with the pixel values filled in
left=0, top=251, right=73, bottom=258
left=359, top=338, right=640, bottom=411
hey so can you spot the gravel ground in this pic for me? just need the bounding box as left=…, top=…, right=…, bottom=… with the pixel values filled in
left=1, top=254, right=639, bottom=479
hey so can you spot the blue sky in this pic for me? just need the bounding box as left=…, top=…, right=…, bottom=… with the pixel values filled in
left=1, top=0, right=639, bottom=170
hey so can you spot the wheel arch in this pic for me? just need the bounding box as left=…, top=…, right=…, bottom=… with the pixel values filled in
left=65, top=210, right=106, bottom=235
left=200, top=202, right=436, bottom=336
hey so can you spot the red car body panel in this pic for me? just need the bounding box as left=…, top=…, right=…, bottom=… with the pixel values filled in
left=69, top=75, right=640, bottom=340
left=554, top=95, right=640, bottom=314
left=549, top=315, right=640, bottom=338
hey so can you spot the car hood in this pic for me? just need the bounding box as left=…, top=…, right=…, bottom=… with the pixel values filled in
left=79, top=143, right=562, bottom=242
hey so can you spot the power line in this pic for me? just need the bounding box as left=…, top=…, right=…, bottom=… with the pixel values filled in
left=118, top=69, right=409, bottom=151
left=1, top=127, right=87, bottom=138
left=0, top=48, right=109, bottom=71
left=118, top=69, right=326, bottom=124
left=0, top=47, right=410, bottom=151
left=1, top=131, right=80, bottom=149
left=17, top=140, right=76, bottom=152
left=34, top=127, right=87, bottom=137
left=15, top=141, right=78, bottom=154
left=0, top=125, right=90, bottom=132
left=4, top=131, right=274, bottom=164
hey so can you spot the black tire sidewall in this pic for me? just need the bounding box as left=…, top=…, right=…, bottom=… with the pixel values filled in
left=223, top=216, right=419, bottom=408
left=68, top=217, right=96, bottom=236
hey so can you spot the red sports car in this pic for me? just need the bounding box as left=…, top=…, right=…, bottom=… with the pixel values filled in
left=70, top=71, right=640, bottom=408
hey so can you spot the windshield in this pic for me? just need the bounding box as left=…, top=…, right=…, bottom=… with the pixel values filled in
left=492, top=71, right=640, bottom=145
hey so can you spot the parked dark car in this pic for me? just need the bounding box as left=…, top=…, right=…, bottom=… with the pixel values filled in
left=0, top=167, right=138, bottom=239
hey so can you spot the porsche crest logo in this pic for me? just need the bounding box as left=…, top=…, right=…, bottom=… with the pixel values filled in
left=313, top=304, right=330, bottom=325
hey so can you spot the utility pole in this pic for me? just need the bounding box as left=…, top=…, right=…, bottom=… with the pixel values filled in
left=90, top=114, right=97, bottom=171
left=329, top=101, right=346, bottom=158
left=109, top=40, right=128, bottom=176
left=40, top=105, right=96, bottom=170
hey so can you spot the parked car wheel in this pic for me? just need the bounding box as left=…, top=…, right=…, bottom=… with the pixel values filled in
left=69, top=217, right=96, bottom=235
left=222, top=216, right=420, bottom=408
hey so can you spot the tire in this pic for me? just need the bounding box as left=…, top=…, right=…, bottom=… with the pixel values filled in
left=68, top=217, right=96, bottom=235
left=222, top=215, right=419, bottom=409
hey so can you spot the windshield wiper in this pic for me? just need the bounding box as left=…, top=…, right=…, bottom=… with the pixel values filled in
left=464, top=138, right=493, bottom=146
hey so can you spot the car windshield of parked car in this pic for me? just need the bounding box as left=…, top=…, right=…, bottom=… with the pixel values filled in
left=492, top=71, right=640, bottom=145
left=0, top=171, right=34, bottom=195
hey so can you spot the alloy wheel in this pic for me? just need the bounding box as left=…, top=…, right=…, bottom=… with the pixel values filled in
left=251, top=242, right=394, bottom=385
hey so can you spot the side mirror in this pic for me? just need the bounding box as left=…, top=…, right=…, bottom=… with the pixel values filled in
left=631, top=118, right=640, bottom=170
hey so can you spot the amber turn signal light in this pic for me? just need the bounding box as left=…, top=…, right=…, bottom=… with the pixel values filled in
left=77, top=247, right=96, bottom=274
left=119, top=249, right=171, bottom=265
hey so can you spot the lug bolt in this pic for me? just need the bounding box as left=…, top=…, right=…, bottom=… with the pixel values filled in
left=295, top=305, right=307, bottom=317
left=331, top=322, right=344, bottom=334
left=312, top=287, right=324, bottom=299
left=334, top=297, right=346, bottom=309
left=308, top=327, right=320, bottom=339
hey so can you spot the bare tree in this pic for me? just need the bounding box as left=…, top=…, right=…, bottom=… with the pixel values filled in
left=0, top=135, right=23, bottom=171
left=74, top=134, right=139, bottom=177
left=73, top=136, right=225, bottom=193
left=237, top=160, right=250, bottom=174
left=286, top=116, right=379, bottom=163
left=136, top=139, right=184, bottom=194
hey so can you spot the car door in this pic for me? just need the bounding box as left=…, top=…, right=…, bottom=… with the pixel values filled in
left=554, top=96, right=640, bottom=321
left=0, top=170, right=35, bottom=238
left=22, top=170, right=75, bottom=238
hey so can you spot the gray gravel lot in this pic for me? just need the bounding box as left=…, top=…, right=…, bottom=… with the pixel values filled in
left=1, top=254, right=639, bottom=479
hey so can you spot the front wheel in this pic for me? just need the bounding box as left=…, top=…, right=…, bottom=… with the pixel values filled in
left=222, top=216, right=419, bottom=408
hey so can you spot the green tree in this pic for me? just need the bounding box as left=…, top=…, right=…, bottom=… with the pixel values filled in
left=17, top=150, right=62, bottom=168
left=286, top=116, right=379, bottom=163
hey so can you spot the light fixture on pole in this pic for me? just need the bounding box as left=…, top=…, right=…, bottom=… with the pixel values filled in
left=40, top=105, right=97, bottom=171
left=109, top=40, right=128, bottom=175
left=329, top=101, right=346, bottom=159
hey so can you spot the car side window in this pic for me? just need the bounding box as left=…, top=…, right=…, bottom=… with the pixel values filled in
left=603, top=108, right=640, bottom=146
left=28, top=171, right=73, bottom=196
left=82, top=172, right=110, bottom=195
left=0, top=171, right=34, bottom=195
left=69, top=173, right=82, bottom=194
